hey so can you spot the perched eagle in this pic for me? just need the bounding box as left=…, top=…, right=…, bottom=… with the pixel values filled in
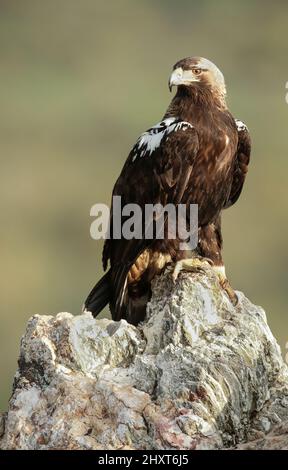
left=84, top=57, right=251, bottom=324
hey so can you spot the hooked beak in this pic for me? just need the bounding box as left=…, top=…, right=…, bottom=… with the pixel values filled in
left=168, top=67, right=199, bottom=92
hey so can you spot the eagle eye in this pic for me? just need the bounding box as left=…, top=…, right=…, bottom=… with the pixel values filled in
left=192, top=68, right=202, bottom=75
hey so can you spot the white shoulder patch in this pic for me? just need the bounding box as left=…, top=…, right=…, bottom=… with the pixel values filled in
left=131, top=117, right=194, bottom=162
left=235, top=119, right=248, bottom=132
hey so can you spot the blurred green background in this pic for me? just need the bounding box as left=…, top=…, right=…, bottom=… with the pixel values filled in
left=1, top=0, right=288, bottom=411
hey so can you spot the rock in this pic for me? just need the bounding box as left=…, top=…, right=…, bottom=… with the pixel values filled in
left=1, top=266, right=288, bottom=450
left=235, top=421, right=288, bottom=450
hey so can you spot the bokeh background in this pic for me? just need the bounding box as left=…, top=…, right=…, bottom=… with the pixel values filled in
left=1, top=0, right=288, bottom=411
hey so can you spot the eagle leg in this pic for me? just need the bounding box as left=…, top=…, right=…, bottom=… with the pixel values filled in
left=172, top=257, right=213, bottom=283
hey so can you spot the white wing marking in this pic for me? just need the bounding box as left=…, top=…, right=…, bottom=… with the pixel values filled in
left=235, top=119, right=248, bottom=132
left=131, top=117, right=194, bottom=162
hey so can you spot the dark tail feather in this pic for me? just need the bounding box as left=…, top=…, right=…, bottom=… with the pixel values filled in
left=84, top=270, right=111, bottom=317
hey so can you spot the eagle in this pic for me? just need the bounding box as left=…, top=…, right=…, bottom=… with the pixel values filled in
left=84, top=57, right=251, bottom=325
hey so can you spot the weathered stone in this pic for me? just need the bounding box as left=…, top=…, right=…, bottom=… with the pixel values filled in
left=1, top=267, right=288, bottom=449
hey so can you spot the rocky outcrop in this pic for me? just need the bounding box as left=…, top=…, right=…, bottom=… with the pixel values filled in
left=1, top=267, right=288, bottom=450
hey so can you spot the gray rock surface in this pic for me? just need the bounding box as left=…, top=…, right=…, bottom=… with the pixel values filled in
left=1, top=267, right=288, bottom=450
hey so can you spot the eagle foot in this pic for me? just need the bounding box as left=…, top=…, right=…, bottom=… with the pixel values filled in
left=172, top=257, right=213, bottom=283
left=217, top=274, right=238, bottom=306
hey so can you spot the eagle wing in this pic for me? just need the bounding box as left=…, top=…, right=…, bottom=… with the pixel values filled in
left=103, top=119, right=199, bottom=318
left=224, top=120, right=251, bottom=208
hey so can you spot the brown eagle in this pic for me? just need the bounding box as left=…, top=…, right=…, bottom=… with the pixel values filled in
left=84, top=57, right=251, bottom=324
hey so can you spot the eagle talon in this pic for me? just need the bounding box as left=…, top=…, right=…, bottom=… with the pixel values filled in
left=172, top=257, right=212, bottom=283
left=218, top=275, right=238, bottom=306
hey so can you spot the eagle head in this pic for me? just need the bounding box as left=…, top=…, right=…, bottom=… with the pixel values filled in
left=169, top=57, right=226, bottom=99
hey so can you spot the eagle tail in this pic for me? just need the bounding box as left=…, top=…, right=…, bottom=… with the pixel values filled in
left=83, top=270, right=111, bottom=317
left=84, top=264, right=151, bottom=325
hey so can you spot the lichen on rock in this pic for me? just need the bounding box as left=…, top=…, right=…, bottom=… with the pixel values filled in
left=1, top=267, right=288, bottom=450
